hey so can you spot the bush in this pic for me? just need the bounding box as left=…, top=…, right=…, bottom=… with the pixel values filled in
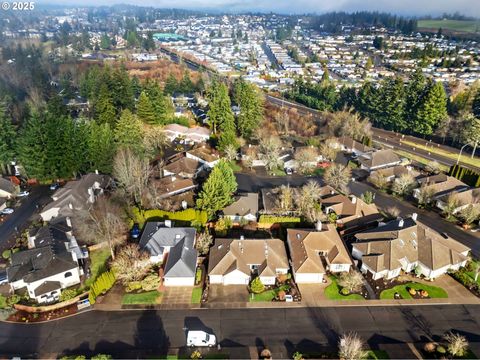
left=436, top=345, right=446, bottom=354
left=258, top=215, right=301, bottom=224
left=59, top=289, right=78, bottom=302
left=91, top=354, right=112, bottom=360
left=125, top=281, right=142, bottom=293
left=2, top=248, right=19, bottom=259
left=6, top=294, right=21, bottom=307
left=249, top=277, right=265, bottom=294
left=0, top=295, right=7, bottom=309
left=195, top=268, right=202, bottom=284
left=424, top=342, right=436, bottom=353
left=89, top=270, right=116, bottom=305
left=340, top=287, right=350, bottom=295
left=277, top=290, right=286, bottom=301
left=131, top=207, right=208, bottom=228
left=141, top=273, right=161, bottom=292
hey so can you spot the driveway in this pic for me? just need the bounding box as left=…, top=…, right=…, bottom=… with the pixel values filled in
left=235, top=173, right=322, bottom=193
left=0, top=185, right=51, bottom=253
left=162, top=287, right=193, bottom=305
left=208, top=284, right=248, bottom=303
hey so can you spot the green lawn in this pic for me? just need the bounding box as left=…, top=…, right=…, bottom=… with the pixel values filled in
left=324, top=275, right=365, bottom=301
left=393, top=149, right=449, bottom=173
left=122, top=291, right=163, bottom=305
left=380, top=282, right=448, bottom=300
left=271, top=168, right=286, bottom=176
left=418, top=19, right=480, bottom=33
left=228, top=161, right=242, bottom=172
left=84, top=247, right=111, bottom=288
left=191, top=287, right=202, bottom=304
left=400, top=139, right=480, bottom=169
left=365, top=350, right=390, bottom=359
left=250, top=289, right=276, bottom=302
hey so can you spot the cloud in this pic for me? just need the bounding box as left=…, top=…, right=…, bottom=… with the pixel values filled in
left=38, top=0, right=480, bottom=17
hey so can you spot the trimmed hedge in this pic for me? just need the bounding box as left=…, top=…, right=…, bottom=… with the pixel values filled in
left=88, top=270, right=116, bottom=305
left=131, top=207, right=208, bottom=228
left=258, top=215, right=302, bottom=224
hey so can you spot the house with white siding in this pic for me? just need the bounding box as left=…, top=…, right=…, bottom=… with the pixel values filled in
left=287, top=222, right=352, bottom=284
left=222, top=193, right=258, bottom=223
left=208, top=237, right=289, bottom=285
left=352, top=214, right=470, bottom=280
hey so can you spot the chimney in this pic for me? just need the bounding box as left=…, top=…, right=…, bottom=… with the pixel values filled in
left=398, top=218, right=404, bottom=228
left=351, top=195, right=357, bottom=204
left=316, top=220, right=322, bottom=231
left=412, top=213, right=418, bottom=221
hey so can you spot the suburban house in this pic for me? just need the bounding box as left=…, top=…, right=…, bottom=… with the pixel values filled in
left=40, top=173, right=111, bottom=221
left=139, top=222, right=198, bottom=286
left=163, top=124, right=211, bottom=143
left=352, top=215, right=470, bottom=280
left=287, top=222, right=353, bottom=284
left=222, top=193, right=259, bottom=223
left=0, top=177, right=17, bottom=198
left=334, top=136, right=374, bottom=155
left=370, top=165, right=418, bottom=183
left=322, top=194, right=382, bottom=232
left=186, top=147, right=221, bottom=169
left=208, top=237, right=289, bottom=285
left=7, top=217, right=87, bottom=304
left=358, top=149, right=401, bottom=171
left=283, top=146, right=322, bottom=171
left=240, top=144, right=292, bottom=167
left=436, top=188, right=480, bottom=214
left=152, top=176, right=198, bottom=199
left=413, top=174, right=469, bottom=201
left=163, top=156, right=202, bottom=179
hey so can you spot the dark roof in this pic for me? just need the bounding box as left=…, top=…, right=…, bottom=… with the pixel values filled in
left=139, top=223, right=198, bottom=278
left=0, top=178, right=16, bottom=194
left=223, top=193, right=258, bottom=217
left=33, top=281, right=61, bottom=297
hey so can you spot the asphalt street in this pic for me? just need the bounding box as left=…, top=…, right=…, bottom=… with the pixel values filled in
left=0, top=185, right=50, bottom=252
left=1, top=305, right=480, bottom=358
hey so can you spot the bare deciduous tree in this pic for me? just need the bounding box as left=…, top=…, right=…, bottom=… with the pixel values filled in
left=224, top=144, right=238, bottom=162
left=338, top=332, right=367, bottom=360
left=319, top=138, right=339, bottom=161
left=196, top=231, right=213, bottom=255
left=111, top=244, right=151, bottom=285
left=297, top=181, right=323, bottom=222
left=295, top=147, right=318, bottom=174
left=143, top=125, right=168, bottom=158
left=325, top=111, right=372, bottom=141
left=442, top=194, right=460, bottom=221
left=392, top=173, right=416, bottom=196
left=276, top=185, right=295, bottom=213
left=459, top=204, right=480, bottom=226
left=259, top=136, right=284, bottom=174
left=338, top=271, right=364, bottom=293
left=444, top=332, right=468, bottom=357
left=425, top=160, right=442, bottom=175
left=76, top=197, right=127, bottom=260
left=324, top=163, right=352, bottom=194
left=417, top=185, right=435, bottom=208
left=113, top=148, right=151, bottom=205
left=368, top=173, right=388, bottom=190
left=384, top=206, right=401, bottom=219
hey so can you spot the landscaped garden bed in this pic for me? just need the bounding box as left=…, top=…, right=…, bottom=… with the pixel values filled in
left=248, top=273, right=301, bottom=302
left=324, top=275, right=366, bottom=300
left=7, top=303, right=78, bottom=323
left=380, top=282, right=447, bottom=300
left=449, top=260, right=480, bottom=297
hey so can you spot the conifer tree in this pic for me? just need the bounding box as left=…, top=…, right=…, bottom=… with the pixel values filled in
left=87, top=122, right=116, bottom=173
left=0, top=104, right=16, bottom=170
left=233, top=78, right=264, bottom=139
left=196, top=159, right=238, bottom=219
left=114, top=109, right=144, bottom=150
left=207, top=81, right=236, bottom=148
left=414, top=82, right=447, bottom=136
left=95, top=83, right=116, bottom=127
left=164, top=73, right=178, bottom=95
left=137, top=91, right=157, bottom=124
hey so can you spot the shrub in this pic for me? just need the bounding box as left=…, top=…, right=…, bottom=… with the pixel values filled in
left=195, top=268, right=202, bottom=284
left=2, top=248, right=19, bottom=260
left=424, top=343, right=436, bottom=353
left=293, top=352, right=304, bottom=360
left=141, top=273, right=161, bottom=292
left=59, top=289, right=78, bottom=302
left=340, top=287, right=350, bottom=296
left=277, top=290, right=286, bottom=301
left=258, top=215, right=301, bottom=224
left=436, top=345, right=446, bottom=354
left=125, top=281, right=142, bottom=293
left=249, top=277, right=265, bottom=294
left=132, top=207, right=208, bottom=228
left=190, top=350, right=202, bottom=360
left=6, top=294, right=21, bottom=307
left=89, top=270, right=116, bottom=305
left=91, top=354, right=112, bottom=360
left=0, top=295, right=7, bottom=309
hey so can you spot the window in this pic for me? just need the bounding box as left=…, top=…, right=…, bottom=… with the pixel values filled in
left=64, top=272, right=72, bottom=278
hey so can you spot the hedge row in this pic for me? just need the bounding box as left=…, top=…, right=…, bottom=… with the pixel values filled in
left=258, top=215, right=302, bottom=224
left=88, top=270, right=116, bottom=305
left=449, top=164, right=480, bottom=187
left=132, top=207, right=208, bottom=228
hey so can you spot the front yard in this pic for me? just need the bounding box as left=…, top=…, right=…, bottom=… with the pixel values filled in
left=249, top=284, right=292, bottom=302
left=122, top=290, right=163, bottom=305
left=191, top=287, right=203, bottom=304
left=84, top=247, right=111, bottom=289
left=380, top=282, right=448, bottom=300
left=324, top=275, right=366, bottom=301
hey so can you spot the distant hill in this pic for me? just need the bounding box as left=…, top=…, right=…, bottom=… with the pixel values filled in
left=418, top=19, right=480, bottom=34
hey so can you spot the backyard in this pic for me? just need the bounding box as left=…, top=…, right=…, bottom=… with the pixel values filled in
left=324, top=275, right=365, bottom=301
left=380, top=282, right=448, bottom=300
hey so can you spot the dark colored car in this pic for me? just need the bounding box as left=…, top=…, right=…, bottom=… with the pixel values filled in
left=130, top=223, right=141, bottom=239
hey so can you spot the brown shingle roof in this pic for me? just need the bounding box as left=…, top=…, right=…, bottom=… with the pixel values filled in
left=359, top=149, right=401, bottom=169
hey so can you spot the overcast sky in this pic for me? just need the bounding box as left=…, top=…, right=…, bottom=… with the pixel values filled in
left=38, top=0, right=480, bottom=17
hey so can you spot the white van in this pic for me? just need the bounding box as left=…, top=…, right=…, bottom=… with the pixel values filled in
left=187, top=330, right=217, bottom=347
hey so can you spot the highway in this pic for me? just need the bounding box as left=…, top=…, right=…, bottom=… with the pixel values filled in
left=1, top=305, right=480, bottom=358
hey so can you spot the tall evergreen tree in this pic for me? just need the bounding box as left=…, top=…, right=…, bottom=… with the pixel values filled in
left=473, top=89, right=480, bottom=118
left=164, top=73, right=178, bottom=95
left=137, top=91, right=157, bottom=124
left=87, top=122, right=116, bottom=173
left=114, top=109, right=144, bottom=150
left=404, top=69, right=427, bottom=131
left=95, top=83, right=116, bottom=127
left=356, top=82, right=379, bottom=120
left=144, top=80, right=173, bottom=124
left=414, top=82, right=447, bottom=136
left=0, top=104, right=16, bottom=170
left=233, top=79, right=264, bottom=139
left=377, top=77, right=406, bottom=131
left=207, top=81, right=235, bottom=135
left=196, top=159, right=238, bottom=219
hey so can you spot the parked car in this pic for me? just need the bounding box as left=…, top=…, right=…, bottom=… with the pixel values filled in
left=1, top=208, right=14, bottom=215
left=17, top=190, right=29, bottom=197
left=285, top=167, right=293, bottom=175
left=130, top=223, right=141, bottom=239
left=50, top=183, right=60, bottom=191
left=187, top=331, right=216, bottom=347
